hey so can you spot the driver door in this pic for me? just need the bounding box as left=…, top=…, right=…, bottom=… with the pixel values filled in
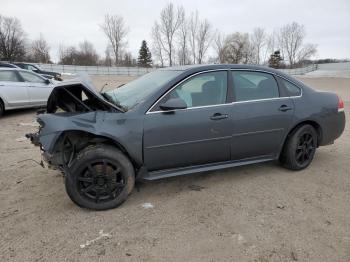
left=18, top=71, right=53, bottom=106
left=143, top=70, right=232, bottom=171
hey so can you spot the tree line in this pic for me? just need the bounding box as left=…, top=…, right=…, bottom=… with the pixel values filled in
left=1, top=3, right=320, bottom=68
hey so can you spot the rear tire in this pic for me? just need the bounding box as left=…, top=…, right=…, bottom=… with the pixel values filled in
left=65, top=145, right=135, bottom=210
left=280, top=125, right=317, bottom=170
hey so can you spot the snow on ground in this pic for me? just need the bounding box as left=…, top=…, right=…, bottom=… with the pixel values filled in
left=304, top=62, right=350, bottom=78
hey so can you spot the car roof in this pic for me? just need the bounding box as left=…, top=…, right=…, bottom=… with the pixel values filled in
left=161, top=64, right=280, bottom=73
left=160, top=63, right=303, bottom=85
left=0, top=67, right=47, bottom=78
left=0, top=67, right=24, bottom=71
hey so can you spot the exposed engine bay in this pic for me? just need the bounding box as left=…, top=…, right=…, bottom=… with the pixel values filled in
left=46, top=83, right=120, bottom=113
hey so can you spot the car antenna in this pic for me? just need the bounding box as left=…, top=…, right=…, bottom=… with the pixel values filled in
left=100, top=83, right=108, bottom=93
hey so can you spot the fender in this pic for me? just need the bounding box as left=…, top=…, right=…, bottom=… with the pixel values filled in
left=36, top=111, right=144, bottom=166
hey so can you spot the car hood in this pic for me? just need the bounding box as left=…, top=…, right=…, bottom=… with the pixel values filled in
left=40, top=70, right=60, bottom=76
left=46, top=78, right=123, bottom=113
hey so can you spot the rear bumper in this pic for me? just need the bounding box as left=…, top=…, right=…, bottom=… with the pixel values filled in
left=320, top=111, right=346, bottom=146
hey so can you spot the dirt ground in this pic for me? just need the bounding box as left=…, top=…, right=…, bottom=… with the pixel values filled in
left=0, top=76, right=349, bottom=262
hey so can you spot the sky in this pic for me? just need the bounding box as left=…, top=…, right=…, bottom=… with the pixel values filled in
left=1, top=0, right=350, bottom=62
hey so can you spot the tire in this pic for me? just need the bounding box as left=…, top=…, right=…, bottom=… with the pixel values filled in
left=0, top=99, right=4, bottom=117
left=65, top=144, right=135, bottom=210
left=280, top=124, right=317, bottom=170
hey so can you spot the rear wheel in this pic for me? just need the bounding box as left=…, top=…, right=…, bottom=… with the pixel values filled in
left=280, top=125, right=317, bottom=170
left=65, top=145, right=135, bottom=210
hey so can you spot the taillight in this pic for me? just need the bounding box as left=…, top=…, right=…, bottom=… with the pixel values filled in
left=338, top=95, right=344, bottom=112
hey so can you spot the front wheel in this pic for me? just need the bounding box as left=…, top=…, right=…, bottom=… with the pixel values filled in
left=0, top=100, right=4, bottom=117
left=65, top=145, right=135, bottom=210
left=280, top=125, right=318, bottom=170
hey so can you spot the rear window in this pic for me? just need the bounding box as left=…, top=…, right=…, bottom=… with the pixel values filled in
left=0, top=71, right=20, bottom=82
left=232, top=71, right=279, bottom=102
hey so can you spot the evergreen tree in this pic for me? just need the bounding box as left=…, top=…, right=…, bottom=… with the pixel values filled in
left=268, top=50, right=283, bottom=69
left=137, top=40, right=152, bottom=67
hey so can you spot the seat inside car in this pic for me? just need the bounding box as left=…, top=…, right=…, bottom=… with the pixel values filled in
left=192, top=80, right=221, bottom=106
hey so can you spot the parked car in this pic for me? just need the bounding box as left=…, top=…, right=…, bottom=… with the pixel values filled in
left=27, top=64, right=345, bottom=210
left=13, top=62, right=62, bottom=81
left=0, top=62, right=20, bottom=68
left=0, top=68, right=55, bottom=116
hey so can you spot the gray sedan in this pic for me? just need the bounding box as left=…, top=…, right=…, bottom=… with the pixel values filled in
left=0, top=68, right=55, bottom=116
left=27, top=64, right=345, bottom=210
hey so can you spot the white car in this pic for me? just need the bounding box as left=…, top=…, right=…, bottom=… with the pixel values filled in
left=0, top=68, right=56, bottom=116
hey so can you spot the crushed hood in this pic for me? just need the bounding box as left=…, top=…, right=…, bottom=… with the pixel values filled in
left=46, top=78, right=122, bottom=113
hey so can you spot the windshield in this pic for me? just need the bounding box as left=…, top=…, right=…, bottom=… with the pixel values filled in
left=104, top=70, right=182, bottom=110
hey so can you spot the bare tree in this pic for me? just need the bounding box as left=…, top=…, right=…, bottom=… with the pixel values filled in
left=188, top=11, right=213, bottom=64
left=278, top=22, right=317, bottom=67
left=176, top=10, right=189, bottom=65
left=250, top=27, right=266, bottom=65
left=58, top=41, right=99, bottom=66
left=76, top=40, right=99, bottom=65
left=213, top=31, right=226, bottom=63
left=221, top=32, right=251, bottom=64
left=158, top=3, right=184, bottom=66
left=30, top=34, right=50, bottom=63
left=103, top=45, right=113, bottom=66
left=0, top=15, right=25, bottom=61
left=58, top=45, right=78, bottom=65
left=189, top=11, right=199, bottom=64
left=297, top=43, right=317, bottom=63
left=100, top=14, right=128, bottom=65
left=151, top=22, right=165, bottom=67
left=196, top=19, right=212, bottom=64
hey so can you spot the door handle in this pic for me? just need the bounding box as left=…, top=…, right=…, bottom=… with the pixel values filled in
left=210, top=113, right=228, bottom=120
left=279, top=105, right=293, bottom=112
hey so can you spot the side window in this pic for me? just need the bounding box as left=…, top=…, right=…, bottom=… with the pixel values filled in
left=281, top=79, right=301, bottom=97
left=232, top=71, right=279, bottom=102
left=0, top=71, right=20, bottom=82
left=28, top=65, right=38, bottom=71
left=157, top=71, right=228, bottom=109
left=19, top=71, right=46, bottom=83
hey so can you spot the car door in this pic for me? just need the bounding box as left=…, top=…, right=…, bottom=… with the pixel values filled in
left=230, top=70, right=294, bottom=160
left=18, top=71, right=53, bottom=106
left=143, top=70, right=232, bottom=171
left=0, top=70, right=30, bottom=107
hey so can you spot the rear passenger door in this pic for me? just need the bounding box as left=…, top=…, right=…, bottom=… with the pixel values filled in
left=0, top=70, right=29, bottom=107
left=230, top=70, right=294, bottom=160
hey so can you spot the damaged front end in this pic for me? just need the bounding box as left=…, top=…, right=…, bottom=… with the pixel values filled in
left=26, top=79, right=125, bottom=170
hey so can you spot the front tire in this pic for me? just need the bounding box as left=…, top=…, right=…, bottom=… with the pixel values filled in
left=65, top=145, right=135, bottom=210
left=0, top=100, right=4, bottom=117
left=280, top=125, right=317, bottom=170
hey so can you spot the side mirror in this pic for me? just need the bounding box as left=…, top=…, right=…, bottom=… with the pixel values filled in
left=44, top=79, right=51, bottom=84
left=159, top=98, right=187, bottom=111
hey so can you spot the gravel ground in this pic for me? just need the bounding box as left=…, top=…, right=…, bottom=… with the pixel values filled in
left=0, top=76, right=349, bottom=262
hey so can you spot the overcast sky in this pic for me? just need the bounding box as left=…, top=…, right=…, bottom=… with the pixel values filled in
left=2, top=0, right=350, bottom=62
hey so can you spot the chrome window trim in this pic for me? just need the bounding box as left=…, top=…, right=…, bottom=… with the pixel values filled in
left=146, top=69, right=228, bottom=114
left=146, top=68, right=302, bottom=115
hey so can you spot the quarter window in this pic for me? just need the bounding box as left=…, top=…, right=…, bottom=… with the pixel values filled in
left=159, top=71, right=228, bottom=109
left=0, top=71, right=20, bottom=82
left=232, top=71, right=279, bottom=102
left=281, top=79, right=301, bottom=96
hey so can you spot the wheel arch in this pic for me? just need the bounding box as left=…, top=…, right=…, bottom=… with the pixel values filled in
left=52, top=130, right=140, bottom=169
left=0, top=96, right=5, bottom=108
left=280, top=120, right=323, bottom=156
